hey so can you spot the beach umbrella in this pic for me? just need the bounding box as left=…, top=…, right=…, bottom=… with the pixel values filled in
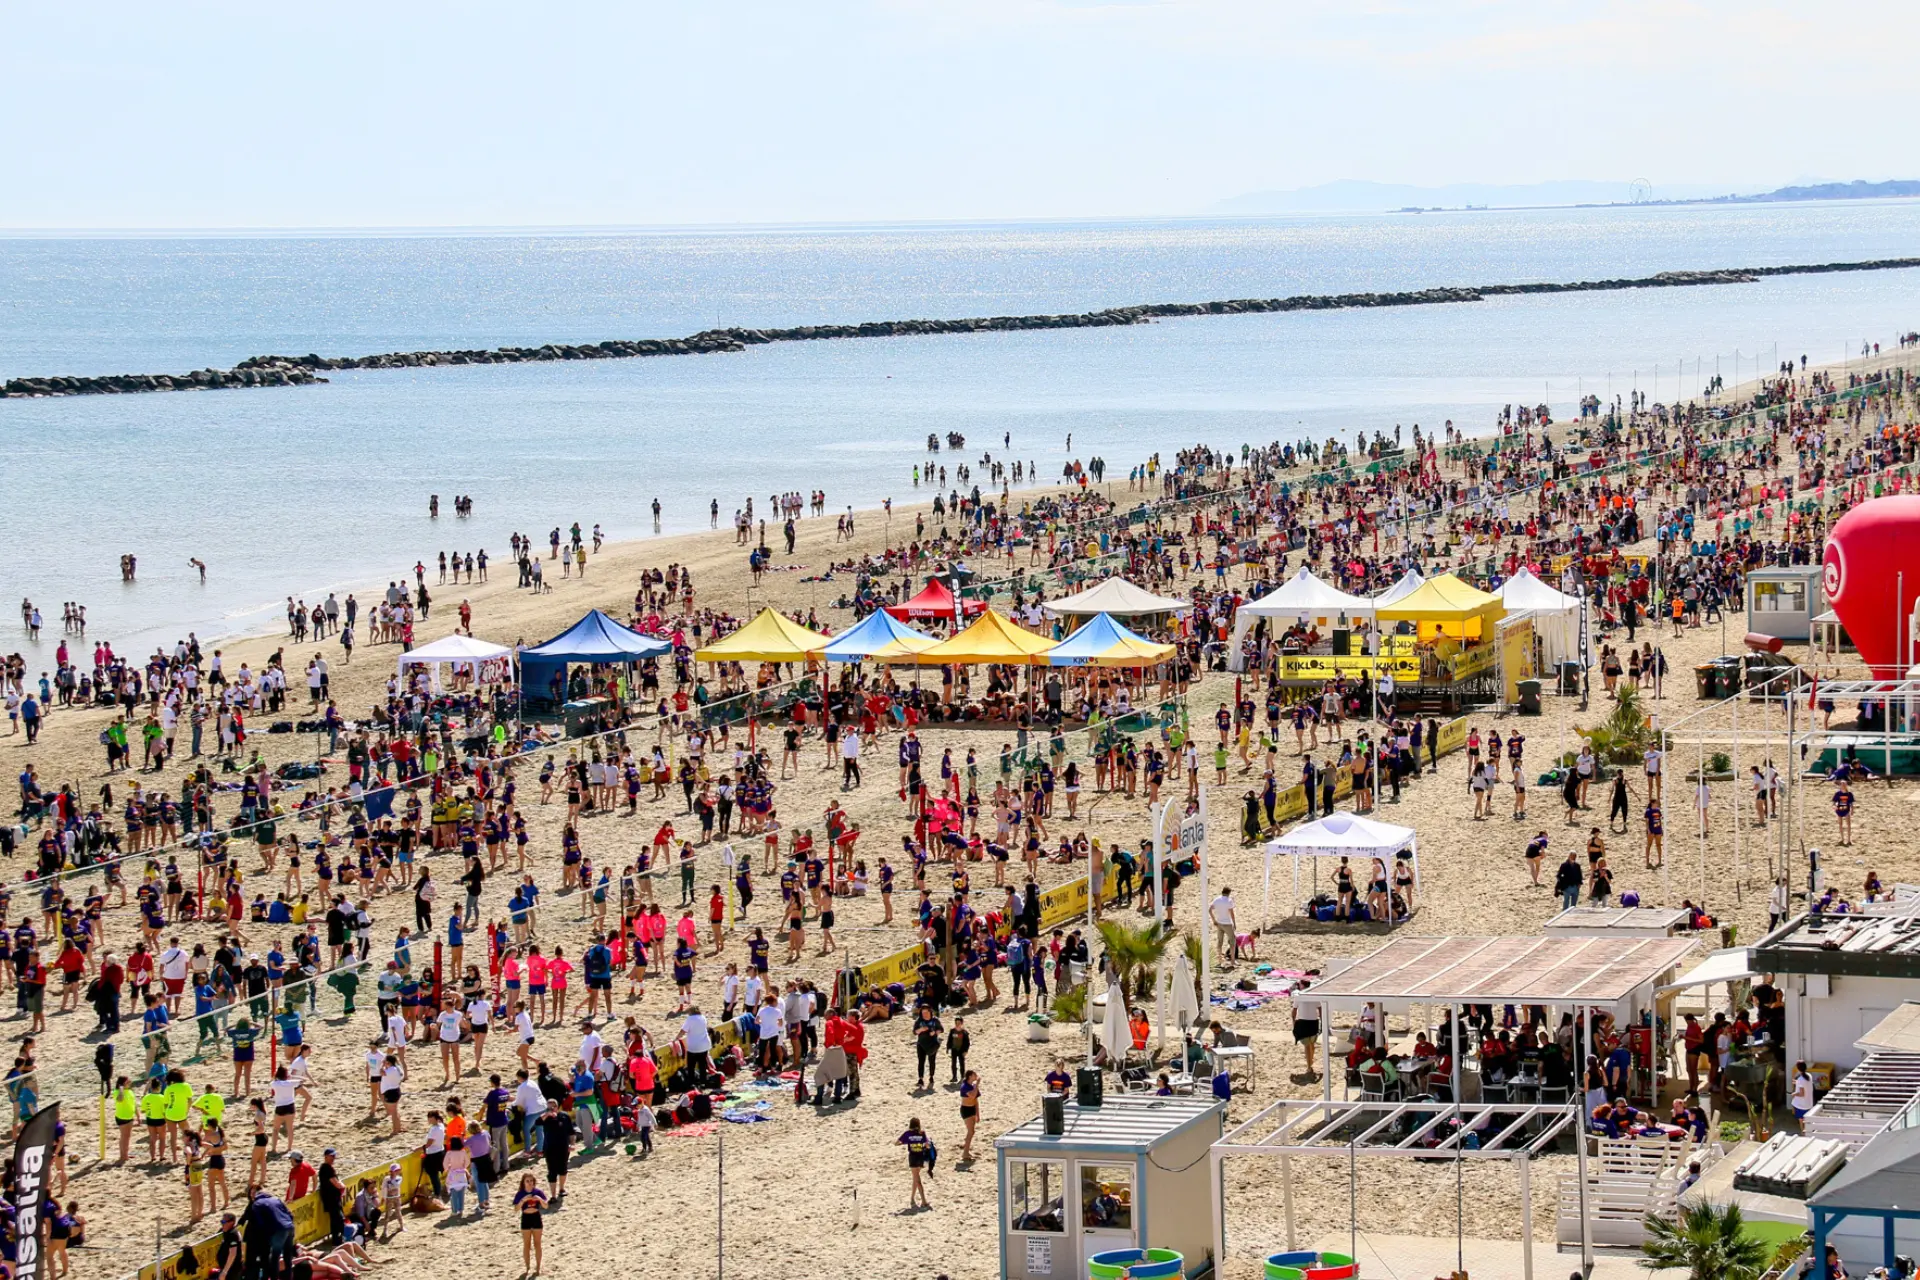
left=1154, top=962, right=1171, bottom=1050
left=1099, top=979, right=1130, bottom=1067
left=1169, top=948, right=1201, bottom=1034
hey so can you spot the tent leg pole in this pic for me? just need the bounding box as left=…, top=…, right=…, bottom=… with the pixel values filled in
left=1519, top=1156, right=1533, bottom=1280
left=1282, top=1154, right=1296, bottom=1250
left=1210, top=1151, right=1229, bottom=1276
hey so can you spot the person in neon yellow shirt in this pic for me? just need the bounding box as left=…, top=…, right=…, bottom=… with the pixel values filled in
left=111, top=1076, right=139, bottom=1164
left=163, top=1070, right=193, bottom=1163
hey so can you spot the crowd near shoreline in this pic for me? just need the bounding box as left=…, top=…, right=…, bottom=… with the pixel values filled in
left=2, top=337, right=1919, bottom=1280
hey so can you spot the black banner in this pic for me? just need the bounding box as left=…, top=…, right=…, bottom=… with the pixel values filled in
left=12, top=1104, right=59, bottom=1280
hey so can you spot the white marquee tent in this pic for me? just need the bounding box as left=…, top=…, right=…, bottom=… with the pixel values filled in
left=1496, top=568, right=1584, bottom=665
left=1261, top=811, right=1420, bottom=929
left=1229, top=568, right=1375, bottom=670
left=397, top=634, right=515, bottom=688
left=1043, top=577, right=1193, bottom=618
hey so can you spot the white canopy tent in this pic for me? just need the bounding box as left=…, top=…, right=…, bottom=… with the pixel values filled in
left=1370, top=567, right=1428, bottom=609
left=396, top=634, right=515, bottom=690
left=1496, top=568, right=1584, bottom=666
left=1229, top=568, right=1375, bottom=671
left=1043, top=576, right=1193, bottom=617
left=1261, top=812, right=1419, bottom=929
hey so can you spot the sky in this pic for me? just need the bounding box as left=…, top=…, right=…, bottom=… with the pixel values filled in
left=3, top=0, right=1914, bottom=229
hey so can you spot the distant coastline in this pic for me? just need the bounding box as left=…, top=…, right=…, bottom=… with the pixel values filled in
left=5, top=255, right=1919, bottom=403
left=1394, top=179, right=1920, bottom=216
left=1222, top=177, right=1920, bottom=217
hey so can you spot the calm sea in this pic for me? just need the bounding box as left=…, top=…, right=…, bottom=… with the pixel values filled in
left=3, top=201, right=1918, bottom=654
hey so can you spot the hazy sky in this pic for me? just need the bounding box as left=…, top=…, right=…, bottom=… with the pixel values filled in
left=3, top=0, right=1911, bottom=229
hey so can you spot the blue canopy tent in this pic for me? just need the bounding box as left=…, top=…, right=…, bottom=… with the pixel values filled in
left=518, top=610, right=671, bottom=715
left=1044, top=612, right=1178, bottom=667
left=821, top=609, right=940, bottom=664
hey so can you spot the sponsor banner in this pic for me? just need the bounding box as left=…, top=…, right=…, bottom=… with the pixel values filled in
left=1037, top=875, right=1112, bottom=932
left=14, top=1105, right=58, bottom=1280
left=1273, top=652, right=1421, bottom=683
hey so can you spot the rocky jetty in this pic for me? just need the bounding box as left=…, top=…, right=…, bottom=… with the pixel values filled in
left=5, top=257, right=1916, bottom=401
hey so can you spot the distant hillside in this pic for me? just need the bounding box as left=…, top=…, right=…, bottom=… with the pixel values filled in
left=1689, top=179, right=1920, bottom=205
left=1214, top=177, right=1920, bottom=215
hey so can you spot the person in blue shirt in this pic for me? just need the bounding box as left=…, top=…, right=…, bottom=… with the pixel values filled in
left=274, top=1005, right=304, bottom=1051
left=446, top=910, right=465, bottom=977
left=141, top=994, right=172, bottom=1067
left=192, top=980, right=221, bottom=1058
left=570, top=1065, right=599, bottom=1148
left=582, top=938, right=613, bottom=1018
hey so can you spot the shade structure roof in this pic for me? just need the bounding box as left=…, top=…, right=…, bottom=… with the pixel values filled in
left=1375, top=572, right=1506, bottom=624
left=397, top=634, right=514, bottom=666
left=1856, top=1002, right=1920, bottom=1055
left=693, top=608, right=830, bottom=663
left=887, top=577, right=987, bottom=620
left=1045, top=612, right=1177, bottom=667
left=1306, top=934, right=1697, bottom=1006
left=1371, top=568, right=1428, bottom=608
left=1238, top=567, right=1374, bottom=619
left=522, top=609, right=671, bottom=662
left=821, top=609, right=941, bottom=664
left=1043, top=577, right=1193, bottom=618
left=1496, top=567, right=1581, bottom=613
left=914, top=609, right=1056, bottom=665
left=1265, top=811, right=1416, bottom=859
left=1809, top=1123, right=1920, bottom=1212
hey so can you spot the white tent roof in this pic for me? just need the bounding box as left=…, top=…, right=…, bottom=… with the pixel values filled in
left=397, top=634, right=514, bottom=667
left=1266, top=811, right=1417, bottom=858
left=1044, top=577, right=1192, bottom=617
left=1371, top=567, right=1427, bottom=608
left=1655, top=946, right=1756, bottom=994
left=1238, top=567, right=1374, bottom=619
left=1262, top=812, right=1420, bottom=929
left=1496, top=568, right=1581, bottom=613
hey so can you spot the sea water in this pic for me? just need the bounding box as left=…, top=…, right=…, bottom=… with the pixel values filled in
left=2, top=200, right=1917, bottom=653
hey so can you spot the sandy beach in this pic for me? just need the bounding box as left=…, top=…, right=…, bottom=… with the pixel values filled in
left=5, top=346, right=1918, bottom=1280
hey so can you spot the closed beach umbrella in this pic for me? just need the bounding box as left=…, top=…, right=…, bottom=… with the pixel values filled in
left=1100, top=980, right=1130, bottom=1065
left=1169, top=949, right=1201, bottom=1034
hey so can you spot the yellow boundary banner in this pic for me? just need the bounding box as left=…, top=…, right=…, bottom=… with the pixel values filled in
left=1037, top=874, right=1111, bottom=933
left=140, top=1148, right=428, bottom=1280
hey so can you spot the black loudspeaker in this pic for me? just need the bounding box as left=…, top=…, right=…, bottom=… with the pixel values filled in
left=1042, top=1092, right=1067, bottom=1135
left=1076, top=1066, right=1104, bottom=1108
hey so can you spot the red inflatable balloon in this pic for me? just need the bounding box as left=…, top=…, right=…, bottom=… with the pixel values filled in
left=1822, top=496, right=1920, bottom=674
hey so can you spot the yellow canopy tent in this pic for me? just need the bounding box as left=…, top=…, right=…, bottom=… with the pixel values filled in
left=1374, top=572, right=1506, bottom=641
left=693, top=608, right=831, bottom=663
left=914, top=609, right=1057, bottom=665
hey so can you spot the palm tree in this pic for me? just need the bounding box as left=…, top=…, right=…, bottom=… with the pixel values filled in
left=1639, top=1202, right=1771, bottom=1280
left=1095, top=919, right=1172, bottom=1003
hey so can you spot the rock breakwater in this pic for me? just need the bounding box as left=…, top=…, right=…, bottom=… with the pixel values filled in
left=5, top=257, right=1916, bottom=400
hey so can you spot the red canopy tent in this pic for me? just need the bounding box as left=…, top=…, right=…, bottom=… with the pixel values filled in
left=886, top=578, right=987, bottom=621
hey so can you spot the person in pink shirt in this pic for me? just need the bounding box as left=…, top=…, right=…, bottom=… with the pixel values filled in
left=526, top=947, right=549, bottom=1024
left=676, top=911, right=699, bottom=950
left=546, top=946, right=573, bottom=1026
left=502, top=952, right=523, bottom=1005
left=647, top=906, right=669, bottom=969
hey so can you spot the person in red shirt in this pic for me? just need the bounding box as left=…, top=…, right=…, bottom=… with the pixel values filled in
left=707, top=887, right=726, bottom=953
left=54, top=942, right=87, bottom=1014
left=286, top=1152, right=316, bottom=1203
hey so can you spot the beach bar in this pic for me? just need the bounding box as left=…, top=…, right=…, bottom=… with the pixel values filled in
left=996, top=1095, right=1224, bottom=1280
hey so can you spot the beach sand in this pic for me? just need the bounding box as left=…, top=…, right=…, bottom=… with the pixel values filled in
left=5, top=352, right=1914, bottom=1280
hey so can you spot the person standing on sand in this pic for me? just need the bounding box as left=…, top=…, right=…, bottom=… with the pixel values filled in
left=898, top=1116, right=933, bottom=1209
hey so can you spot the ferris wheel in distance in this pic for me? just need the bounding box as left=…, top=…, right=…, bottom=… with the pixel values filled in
left=1629, top=178, right=1654, bottom=204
